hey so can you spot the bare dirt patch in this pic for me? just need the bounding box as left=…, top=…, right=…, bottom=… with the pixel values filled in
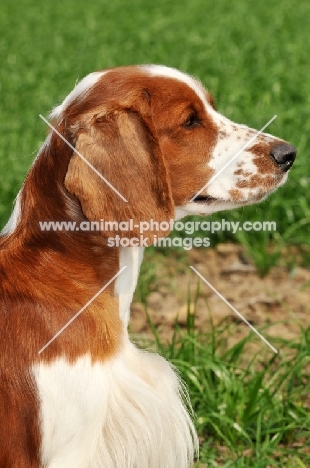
left=130, top=244, right=310, bottom=344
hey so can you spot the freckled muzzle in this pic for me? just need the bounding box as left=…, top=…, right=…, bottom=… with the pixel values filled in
left=270, top=143, right=297, bottom=172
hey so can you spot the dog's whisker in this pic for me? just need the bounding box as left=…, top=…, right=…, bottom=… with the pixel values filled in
left=190, top=115, right=278, bottom=202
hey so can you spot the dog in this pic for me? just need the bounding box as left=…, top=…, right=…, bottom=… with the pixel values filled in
left=0, top=65, right=296, bottom=467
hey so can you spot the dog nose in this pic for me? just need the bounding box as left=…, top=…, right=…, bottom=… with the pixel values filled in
left=270, top=143, right=296, bottom=172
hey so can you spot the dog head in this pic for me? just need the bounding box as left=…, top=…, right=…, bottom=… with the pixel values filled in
left=49, top=65, right=296, bottom=243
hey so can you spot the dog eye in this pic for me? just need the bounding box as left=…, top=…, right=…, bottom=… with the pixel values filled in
left=183, top=113, right=201, bottom=129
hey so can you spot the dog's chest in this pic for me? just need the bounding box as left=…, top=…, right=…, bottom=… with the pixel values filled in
left=33, top=356, right=110, bottom=467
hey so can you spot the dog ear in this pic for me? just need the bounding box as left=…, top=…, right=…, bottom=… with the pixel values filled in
left=64, top=108, right=174, bottom=245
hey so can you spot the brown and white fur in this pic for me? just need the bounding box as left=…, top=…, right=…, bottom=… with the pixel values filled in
left=0, top=65, right=296, bottom=467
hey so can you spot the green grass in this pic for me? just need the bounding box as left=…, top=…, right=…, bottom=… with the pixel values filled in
left=0, top=0, right=310, bottom=270
left=134, top=261, right=310, bottom=465
left=137, top=304, right=310, bottom=467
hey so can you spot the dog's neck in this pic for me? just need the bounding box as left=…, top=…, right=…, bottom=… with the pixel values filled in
left=0, top=141, right=120, bottom=298
left=115, top=246, right=145, bottom=327
left=1, top=135, right=154, bottom=331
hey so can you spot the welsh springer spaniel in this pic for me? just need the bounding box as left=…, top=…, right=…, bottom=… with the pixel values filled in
left=0, top=65, right=296, bottom=467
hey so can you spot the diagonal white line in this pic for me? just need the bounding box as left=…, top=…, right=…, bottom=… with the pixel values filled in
left=190, top=115, right=277, bottom=202
left=38, top=266, right=127, bottom=354
left=39, top=114, right=128, bottom=203
left=190, top=266, right=278, bottom=353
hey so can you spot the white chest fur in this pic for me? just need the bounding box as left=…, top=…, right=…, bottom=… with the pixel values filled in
left=115, top=246, right=145, bottom=326
left=33, top=246, right=198, bottom=467
left=33, top=342, right=198, bottom=467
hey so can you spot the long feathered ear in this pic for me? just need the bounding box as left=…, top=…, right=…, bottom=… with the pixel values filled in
left=64, top=108, right=174, bottom=245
